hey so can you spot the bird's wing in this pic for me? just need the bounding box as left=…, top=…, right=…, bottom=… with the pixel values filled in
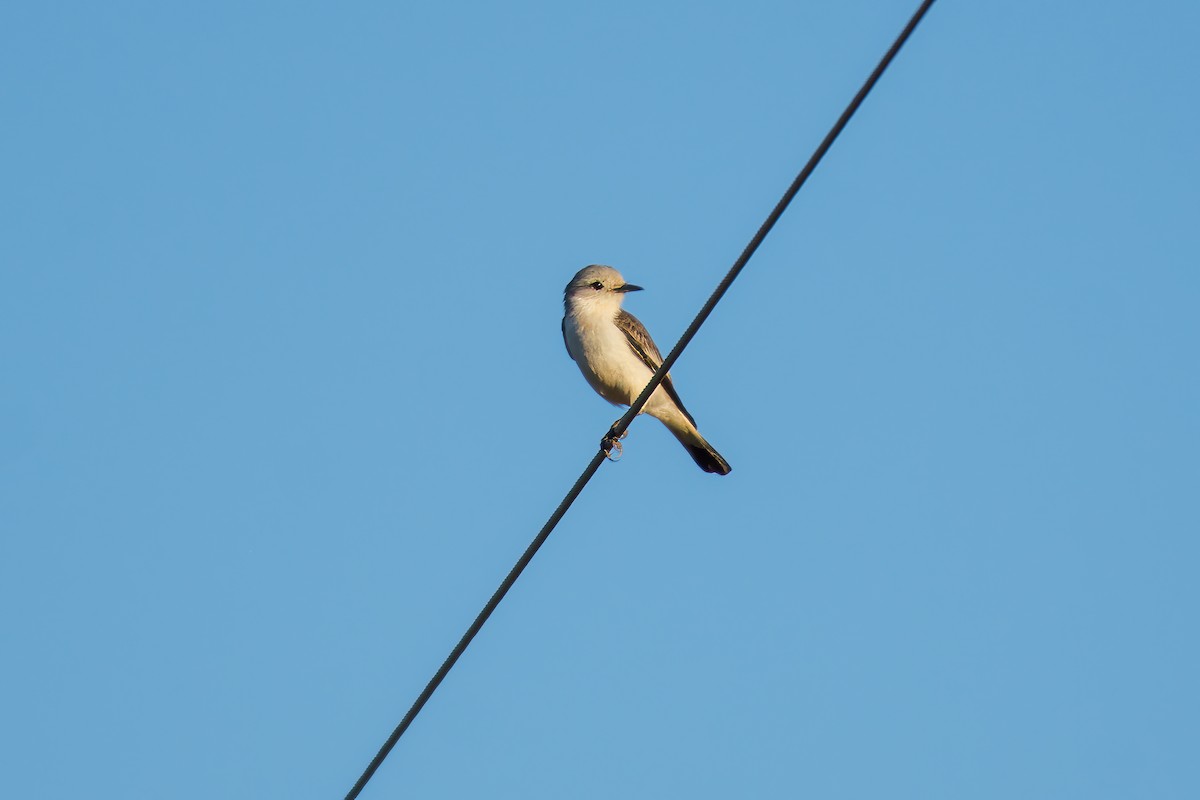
left=562, top=317, right=575, bottom=361
left=615, top=309, right=696, bottom=426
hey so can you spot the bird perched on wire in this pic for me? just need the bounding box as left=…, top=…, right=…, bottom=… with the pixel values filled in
left=562, top=265, right=732, bottom=475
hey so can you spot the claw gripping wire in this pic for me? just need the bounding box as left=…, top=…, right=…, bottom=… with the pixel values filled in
left=601, top=434, right=623, bottom=462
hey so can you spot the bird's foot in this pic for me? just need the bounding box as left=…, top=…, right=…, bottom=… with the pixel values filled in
left=601, top=427, right=626, bottom=462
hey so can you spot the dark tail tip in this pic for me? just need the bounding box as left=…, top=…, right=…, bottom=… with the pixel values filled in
left=684, top=442, right=732, bottom=476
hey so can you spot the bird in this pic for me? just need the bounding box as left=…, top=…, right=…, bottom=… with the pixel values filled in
left=562, top=264, right=731, bottom=475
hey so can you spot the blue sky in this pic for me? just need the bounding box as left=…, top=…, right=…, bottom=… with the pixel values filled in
left=3, top=1, right=1198, bottom=797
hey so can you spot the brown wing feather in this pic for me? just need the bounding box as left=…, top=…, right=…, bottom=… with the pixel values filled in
left=615, top=310, right=696, bottom=427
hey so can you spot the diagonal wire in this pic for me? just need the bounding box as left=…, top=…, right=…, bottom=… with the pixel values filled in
left=343, top=449, right=608, bottom=800
left=609, top=0, right=937, bottom=443
left=344, top=1, right=936, bottom=796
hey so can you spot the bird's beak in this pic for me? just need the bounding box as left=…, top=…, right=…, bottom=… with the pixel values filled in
left=616, top=283, right=643, bottom=293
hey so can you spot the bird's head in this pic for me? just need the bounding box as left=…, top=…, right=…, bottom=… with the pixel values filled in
left=564, top=264, right=643, bottom=314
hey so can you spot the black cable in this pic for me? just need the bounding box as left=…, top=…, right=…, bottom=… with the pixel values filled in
left=344, top=2, right=936, bottom=796
left=608, top=0, right=938, bottom=445
left=344, top=450, right=608, bottom=800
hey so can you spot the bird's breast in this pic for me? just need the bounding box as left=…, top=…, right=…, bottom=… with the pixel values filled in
left=564, top=310, right=650, bottom=406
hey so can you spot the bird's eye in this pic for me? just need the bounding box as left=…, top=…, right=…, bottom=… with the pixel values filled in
left=590, top=281, right=604, bottom=290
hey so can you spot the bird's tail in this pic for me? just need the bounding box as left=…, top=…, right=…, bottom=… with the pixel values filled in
left=671, top=427, right=732, bottom=475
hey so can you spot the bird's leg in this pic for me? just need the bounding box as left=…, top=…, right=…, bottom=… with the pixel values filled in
left=601, top=420, right=629, bottom=462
